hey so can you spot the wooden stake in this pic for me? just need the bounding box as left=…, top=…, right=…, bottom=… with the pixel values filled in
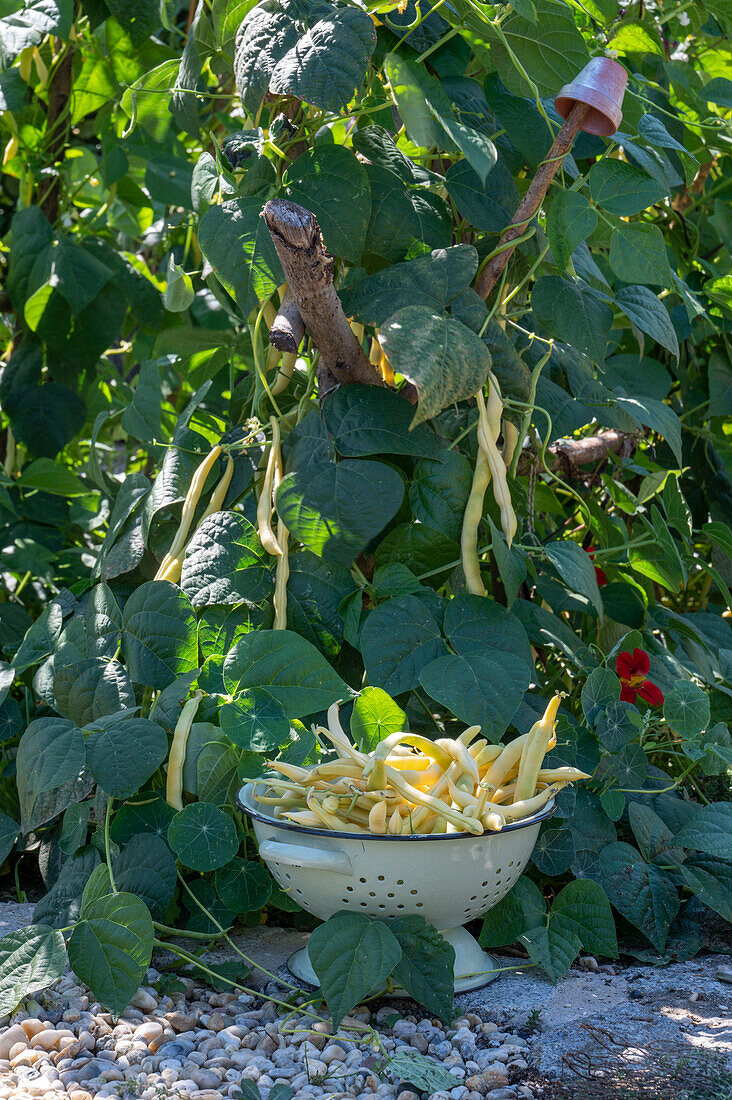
left=475, top=102, right=589, bottom=301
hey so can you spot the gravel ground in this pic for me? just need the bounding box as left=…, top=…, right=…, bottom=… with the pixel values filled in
left=0, top=971, right=535, bottom=1100
left=1, top=905, right=731, bottom=1100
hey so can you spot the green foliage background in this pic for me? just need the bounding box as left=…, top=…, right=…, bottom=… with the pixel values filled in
left=0, top=0, right=731, bottom=1018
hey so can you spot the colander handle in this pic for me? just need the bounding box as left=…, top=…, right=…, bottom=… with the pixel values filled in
left=258, top=839, right=352, bottom=875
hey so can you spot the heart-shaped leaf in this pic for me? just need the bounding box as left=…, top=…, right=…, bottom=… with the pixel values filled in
left=283, top=145, right=371, bottom=264
left=341, top=246, right=478, bottom=326
left=122, top=581, right=198, bottom=689
left=53, top=658, right=135, bottom=726
left=181, top=512, right=271, bottom=608
left=420, top=652, right=529, bottom=741
left=224, top=630, right=350, bottom=717
left=276, top=458, right=405, bottom=566
left=378, top=307, right=492, bottom=427
left=532, top=277, right=613, bottom=365
left=546, top=191, right=598, bottom=271
left=68, top=892, right=154, bottom=1016
left=271, top=6, right=376, bottom=114
left=390, top=916, right=454, bottom=1022
left=521, top=879, right=617, bottom=983
left=0, top=924, right=67, bottom=1017
left=308, top=912, right=402, bottom=1029
left=589, top=841, right=678, bottom=951
left=444, top=595, right=533, bottom=670
left=114, top=834, right=177, bottom=919
left=360, top=596, right=446, bottom=697
left=323, top=385, right=442, bottom=460
left=85, top=716, right=168, bottom=800
left=16, top=717, right=87, bottom=833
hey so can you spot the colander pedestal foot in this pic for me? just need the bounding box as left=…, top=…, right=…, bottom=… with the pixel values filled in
left=287, top=925, right=498, bottom=994
left=447, top=925, right=499, bottom=992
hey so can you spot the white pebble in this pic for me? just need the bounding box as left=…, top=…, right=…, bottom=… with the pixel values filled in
left=130, top=989, right=158, bottom=1014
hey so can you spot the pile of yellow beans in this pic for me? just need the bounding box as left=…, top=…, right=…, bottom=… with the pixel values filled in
left=251, top=696, right=588, bottom=835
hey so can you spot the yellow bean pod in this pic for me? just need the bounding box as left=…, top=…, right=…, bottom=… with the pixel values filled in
left=166, top=691, right=203, bottom=810
left=514, top=694, right=562, bottom=803
left=257, top=417, right=283, bottom=558
left=477, top=390, right=517, bottom=548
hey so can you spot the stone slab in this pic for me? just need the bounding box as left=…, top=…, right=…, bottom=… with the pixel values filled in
left=0, top=902, right=35, bottom=938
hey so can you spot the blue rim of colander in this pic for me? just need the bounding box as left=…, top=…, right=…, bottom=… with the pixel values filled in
left=236, top=782, right=556, bottom=841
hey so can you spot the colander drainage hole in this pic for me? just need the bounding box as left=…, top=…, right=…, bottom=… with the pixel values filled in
left=416, top=902, right=424, bottom=908
left=496, top=868, right=502, bottom=874
left=470, top=895, right=477, bottom=901
left=369, top=891, right=376, bottom=897
left=396, top=879, right=404, bottom=885
left=285, top=872, right=292, bottom=880
left=481, top=880, right=489, bottom=887
left=508, top=860, right=515, bottom=867
left=359, top=876, right=367, bottom=883
left=346, top=885, right=353, bottom=892
left=396, top=904, right=404, bottom=910
left=360, top=901, right=368, bottom=907
left=387, top=892, right=395, bottom=898
left=410, top=889, right=418, bottom=895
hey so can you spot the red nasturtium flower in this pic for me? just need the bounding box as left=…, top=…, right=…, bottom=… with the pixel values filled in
left=587, top=546, right=607, bottom=587
left=616, top=648, right=664, bottom=707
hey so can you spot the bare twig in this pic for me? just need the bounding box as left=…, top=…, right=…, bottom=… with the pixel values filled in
left=269, top=287, right=305, bottom=353
left=262, top=199, right=381, bottom=394
left=475, top=102, right=589, bottom=301
left=517, top=429, right=638, bottom=475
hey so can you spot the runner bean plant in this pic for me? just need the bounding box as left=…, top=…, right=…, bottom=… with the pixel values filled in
left=0, top=0, right=730, bottom=1024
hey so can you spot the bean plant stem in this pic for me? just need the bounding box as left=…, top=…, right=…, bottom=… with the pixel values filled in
left=510, top=348, right=553, bottom=481
left=105, top=797, right=117, bottom=892
left=176, top=872, right=301, bottom=993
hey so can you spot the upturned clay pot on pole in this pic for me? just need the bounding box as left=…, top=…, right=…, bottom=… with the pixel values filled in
left=475, top=57, right=628, bottom=301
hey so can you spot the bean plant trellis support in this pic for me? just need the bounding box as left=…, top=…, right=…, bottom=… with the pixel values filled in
left=475, top=58, right=629, bottom=301
left=239, top=782, right=555, bottom=992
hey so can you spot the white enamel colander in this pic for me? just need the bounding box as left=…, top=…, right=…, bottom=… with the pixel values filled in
left=239, top=781, right=554, bottom=992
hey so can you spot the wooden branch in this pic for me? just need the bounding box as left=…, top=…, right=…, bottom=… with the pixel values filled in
left=517, top=429, right=638, bottom=475
left=269, top=287, right=305, bottom=353
left=475, top=102, right=589, bottom=301
left=262, top=199, right=382, bottom=394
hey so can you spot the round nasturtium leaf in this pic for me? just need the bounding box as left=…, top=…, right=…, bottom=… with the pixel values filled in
left=219, top=688, right=290, bottom=752
left=168, top=802, right=239, bottom=872
left=215, top=857, right=273, bottom=913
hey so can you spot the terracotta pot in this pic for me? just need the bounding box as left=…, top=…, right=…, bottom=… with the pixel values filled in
left=554, top=57, right=628, bottom=136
